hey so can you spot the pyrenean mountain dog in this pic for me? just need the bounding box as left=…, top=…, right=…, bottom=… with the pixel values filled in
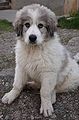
left=2, top=4, right=79, bottom=117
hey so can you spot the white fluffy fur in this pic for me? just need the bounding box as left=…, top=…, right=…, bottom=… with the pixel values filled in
left=2, top=4, right=79, bottom=117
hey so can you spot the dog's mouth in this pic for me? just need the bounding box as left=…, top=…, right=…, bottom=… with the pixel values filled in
left=29, top=40, right=37, bottom=45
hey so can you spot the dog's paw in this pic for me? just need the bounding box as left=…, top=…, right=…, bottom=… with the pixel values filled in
left=2, top=89, right=18, bottom=104
left=2, top=93, right=12, bottom=104
left=2, top=92, right=14, bottom=104
left=40, top=101, right=54, bottom=117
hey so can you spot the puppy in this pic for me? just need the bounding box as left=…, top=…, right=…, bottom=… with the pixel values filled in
left=2, top=4, right=79, bottom=117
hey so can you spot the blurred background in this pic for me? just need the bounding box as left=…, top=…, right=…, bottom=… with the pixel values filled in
left=0, top=0, right=79, bottom=15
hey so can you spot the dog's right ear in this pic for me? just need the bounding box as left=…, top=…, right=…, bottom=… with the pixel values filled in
left=13, top=11, right=23, bottom=37
left=13, top=21, right=23, bottom=37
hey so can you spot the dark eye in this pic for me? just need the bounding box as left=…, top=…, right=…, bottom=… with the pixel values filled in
left=38, top=23, right=44, bottom=29
left=25, top=22, right=30, bottom=28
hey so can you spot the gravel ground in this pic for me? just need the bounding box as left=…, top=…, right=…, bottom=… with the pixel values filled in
left=0, top=28, right=79, bottom=120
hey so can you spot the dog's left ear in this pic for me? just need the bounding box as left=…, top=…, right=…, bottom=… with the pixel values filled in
left=46, top=11, right=57, bottom=37
left=46, top=17, right=57, bottom=37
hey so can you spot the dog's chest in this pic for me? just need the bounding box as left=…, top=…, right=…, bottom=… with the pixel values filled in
left=19, top=47, right=53, bottom=80
left=21, top=48, right=46, bottom=79
left=25, top=55, right=41, bottom=79
left=16, top=41, right=63, bottom=81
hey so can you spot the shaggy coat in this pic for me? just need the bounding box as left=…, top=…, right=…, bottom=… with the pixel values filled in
left=2, top=4, right=79, bottom=117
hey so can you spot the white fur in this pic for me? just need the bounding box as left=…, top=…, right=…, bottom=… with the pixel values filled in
left=2, top=4, right=79, bottom=118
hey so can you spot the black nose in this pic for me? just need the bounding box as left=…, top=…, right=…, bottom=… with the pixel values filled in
left=29, top=34, right=37, bottom=43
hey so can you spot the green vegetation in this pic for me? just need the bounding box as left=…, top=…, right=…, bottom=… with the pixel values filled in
left=0, top=19, right=13, bottom=32
left=58, top=11, right=79, bottom=29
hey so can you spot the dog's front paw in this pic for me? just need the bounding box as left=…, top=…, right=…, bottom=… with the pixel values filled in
left=2, top=89, right=19, bottom=104
left=2, top=93, right=14, bottom=104
left=2, top=91, right=16, bottom=104
left=40, top=100, right=54, bottom=117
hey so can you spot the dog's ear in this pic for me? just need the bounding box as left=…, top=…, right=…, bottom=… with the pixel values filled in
left=46, top=17, right=57, bottom=37
left=13, top=20, right=23, bottom=37
left=13, top=11, right=23, bottom=37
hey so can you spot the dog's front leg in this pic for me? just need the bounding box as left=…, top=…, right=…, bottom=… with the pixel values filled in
left=40, top=72, right=57, bottom=117
left=2, top=65, right=27, bottom=104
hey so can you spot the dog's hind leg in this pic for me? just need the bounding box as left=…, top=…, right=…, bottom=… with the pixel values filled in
left=2, top=65, right=27, bottom=104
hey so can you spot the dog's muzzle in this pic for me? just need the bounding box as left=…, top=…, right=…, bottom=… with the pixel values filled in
left=29, top=34, right=37, bottom=44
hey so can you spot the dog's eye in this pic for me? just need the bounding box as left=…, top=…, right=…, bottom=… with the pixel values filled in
left=25, top=23, right=30, bottom=28
left=38, top=23, right=44, bottom=29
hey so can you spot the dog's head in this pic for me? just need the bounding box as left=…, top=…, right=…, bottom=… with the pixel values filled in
left=13, top=4, right=57, bottom=45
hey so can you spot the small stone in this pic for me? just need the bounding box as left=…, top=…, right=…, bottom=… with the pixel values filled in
left=30, top=115, right=34, bottom=120
left=5, top=82, right=9, bottom=87
left=0, top=115, right=3, bottom=119
left=5, top=115, right=9, bottom=120
left=11, top=51, right=13, bottom=54
left=2, top=82, right=5, bottom=85
left=63, top=114, right=66, bottom=118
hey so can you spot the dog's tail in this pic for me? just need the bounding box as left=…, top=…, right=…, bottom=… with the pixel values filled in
left=73, top=53, right=79, bottom=64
